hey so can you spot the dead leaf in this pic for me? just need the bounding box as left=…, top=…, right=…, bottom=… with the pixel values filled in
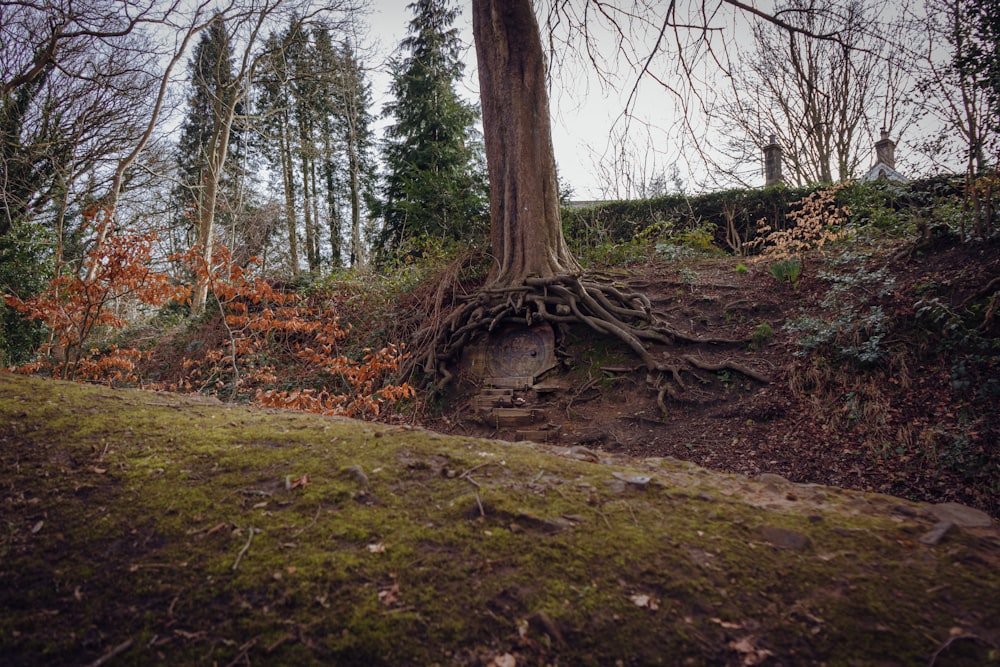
left=629, top=593, right=660, bottom=610
left=378, top=580, right=400, bottom=607
left=367, top=542, right=385, bottom=554
left=488, top=654, right=517, bottom=667
left=711, top=617, right=744, bottom=629
left=728, top=636, right=774, bottom=666
left=287, top=474, right=309, bottom=490
left=31, top=520, right=44, bottom=534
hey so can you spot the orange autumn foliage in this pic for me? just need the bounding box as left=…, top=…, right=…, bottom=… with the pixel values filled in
left=169, top=245, right=414, bottom=420
left=6, top=212, right=415, bottom=420
left=4, top=209, right=187, bottom=382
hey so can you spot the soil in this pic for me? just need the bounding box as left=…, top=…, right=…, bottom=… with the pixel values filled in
left=428, top=236, right=1000, bottom=518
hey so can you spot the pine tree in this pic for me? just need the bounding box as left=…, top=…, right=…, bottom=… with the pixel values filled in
left=174, top=16, right=246, bottom=247
left=256, top=20, right=378, bottom=273
left=374, top=0, right=488, bottom=263
left=326, top=37, right=377, bottom=268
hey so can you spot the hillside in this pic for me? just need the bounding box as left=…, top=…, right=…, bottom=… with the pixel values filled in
left=1, top=372, right=998, bottom=666
left=425, top=232, right=1000, bottom=519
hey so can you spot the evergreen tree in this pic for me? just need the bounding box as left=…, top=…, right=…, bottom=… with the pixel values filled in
left=255, top=20, right=378, bottom=273
left=326, top=37, right=377, bottom=268
left=174, top=15, right=247, bottom=254
left=374, top=0, right=488, bottom=263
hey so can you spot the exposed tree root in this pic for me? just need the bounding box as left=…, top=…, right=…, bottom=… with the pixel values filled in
left=405, top=273, right=772, bottom=402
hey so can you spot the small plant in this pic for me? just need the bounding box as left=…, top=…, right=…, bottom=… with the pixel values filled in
left=768, top=258, right=801, bottom=287
left=750, top=321, right=774, bottom=350
left=735, top=262, right=748, bottom=274
left=749, top=182, right=851, bottom=288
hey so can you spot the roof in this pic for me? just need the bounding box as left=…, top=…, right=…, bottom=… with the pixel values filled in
left=863, top=162, right=907, bottom=183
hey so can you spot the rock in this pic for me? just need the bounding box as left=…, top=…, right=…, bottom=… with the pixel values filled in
left=919, top=521, right=954, bottom=546
left=756, top=526, right=811, bottom=550
left=929, top=502, right=992, bottom=528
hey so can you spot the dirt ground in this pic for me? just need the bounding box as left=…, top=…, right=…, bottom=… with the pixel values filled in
left=429, top=237, right=1000, bottom=518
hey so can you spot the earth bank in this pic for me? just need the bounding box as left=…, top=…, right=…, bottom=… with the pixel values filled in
left=1, top=372, right=998, bottom=666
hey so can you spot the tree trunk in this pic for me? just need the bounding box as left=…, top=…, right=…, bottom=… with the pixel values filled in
left=472, top=0, right=579, bottom=288
left=279, top=110, right=299, bottom=278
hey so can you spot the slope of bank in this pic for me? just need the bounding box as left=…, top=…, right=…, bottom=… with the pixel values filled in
left=2, top=372, right=998, bottom=665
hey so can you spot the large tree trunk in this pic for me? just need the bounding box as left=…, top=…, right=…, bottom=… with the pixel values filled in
left=472, top=0, right=579, bottom=288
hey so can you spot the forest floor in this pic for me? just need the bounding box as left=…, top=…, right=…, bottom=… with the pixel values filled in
left=2, top=232, right=1000, bottom=666
left=426, top=234, right=1000, bottom=518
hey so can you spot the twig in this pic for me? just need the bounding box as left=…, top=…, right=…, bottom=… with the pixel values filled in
left=293, top=504, right=322, bottom=537
left=88, top=638, right=134, bottom=667
left=232, top=527, right=255, bottom=571
left=225, top=638, right=258, bottom=667
left=927, top=634, right=991, bottom=667
left=459, top=463, right=499, bottom=518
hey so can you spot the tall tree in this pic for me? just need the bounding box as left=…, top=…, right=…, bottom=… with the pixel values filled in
left=917, top=0, right=999, bottom=174
left=255, top=20, right=376, bottom=273
left=374, top=0, right=487, bottom=262
left=256, top=24, right=303, bottom=277
left=413, top=0, right=873, bottom=388
left=175, top=13, right=252, bottom=311
left=175, top=14, right=246, bottom=250
left=709, top=0, right=912, bottom=186
left=325, top=36, right=377, bottom=268
left=473, top=0, right=579, bottom=286
left=1, top=0, right=166, bottom=364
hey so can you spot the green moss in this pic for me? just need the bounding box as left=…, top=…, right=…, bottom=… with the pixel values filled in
left=2, top=372, right=999, bottom=665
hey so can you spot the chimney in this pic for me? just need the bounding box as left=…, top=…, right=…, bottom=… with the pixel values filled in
left=875, top=128, right=896, bottom=169
left=763, top=134, right=783, bottom=187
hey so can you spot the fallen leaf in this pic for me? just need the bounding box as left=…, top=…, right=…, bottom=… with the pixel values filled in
left=629, top=593, right=660, bottom=610
left=367, top=542, right=385, bottom=554
left=488, top=654, right=517, bottom=667
left=31, top=520, right=44, bottom=534
left=711, top=617, right=744, bottom=629
left=728, top=636, right=774, bottom=666
left=378, top=581, right=400, bottom=607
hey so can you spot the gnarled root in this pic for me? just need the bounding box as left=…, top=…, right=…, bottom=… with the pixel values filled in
left=405, top=273, right=770, bottom=397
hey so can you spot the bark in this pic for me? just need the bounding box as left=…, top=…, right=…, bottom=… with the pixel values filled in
left=279, top=110, right=299, bottom=278
left=472, top=0, right=579, bottom=288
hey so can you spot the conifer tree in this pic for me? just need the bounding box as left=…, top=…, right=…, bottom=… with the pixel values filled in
left=174, top=16, right=247, bottom=249
left=326, top=36, right=377, bottom=268
left=256, top=20, right=377, bottom=273
left=374, top=0, right=487, bottom=263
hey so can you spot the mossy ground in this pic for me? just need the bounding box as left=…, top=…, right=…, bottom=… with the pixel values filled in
left=2, top=372, right=999, bottom=666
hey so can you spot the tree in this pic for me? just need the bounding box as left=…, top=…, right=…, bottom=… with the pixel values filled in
left=175, top=13, right=252, bottom=312
left=327, top=37, right=377, bottom=268
left=473, top=0, right=579, bottom=286
left=707, top=0, right=913, bottom=186
left=255, top=19, right=376, bottom=273
left=411, top=0, right=866, bottom=388
left=1, top=0, right=170, bottom=364
left=373, top=0, right=488, bottom=262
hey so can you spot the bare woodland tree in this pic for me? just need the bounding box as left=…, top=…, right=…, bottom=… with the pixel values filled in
left=180, top=0, right=360, bottom=311
left=708, top=0, right=914, bottom=186
left=1, top=0, right=164, bottom=242
left=913, top=0, right=998, bottom=175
